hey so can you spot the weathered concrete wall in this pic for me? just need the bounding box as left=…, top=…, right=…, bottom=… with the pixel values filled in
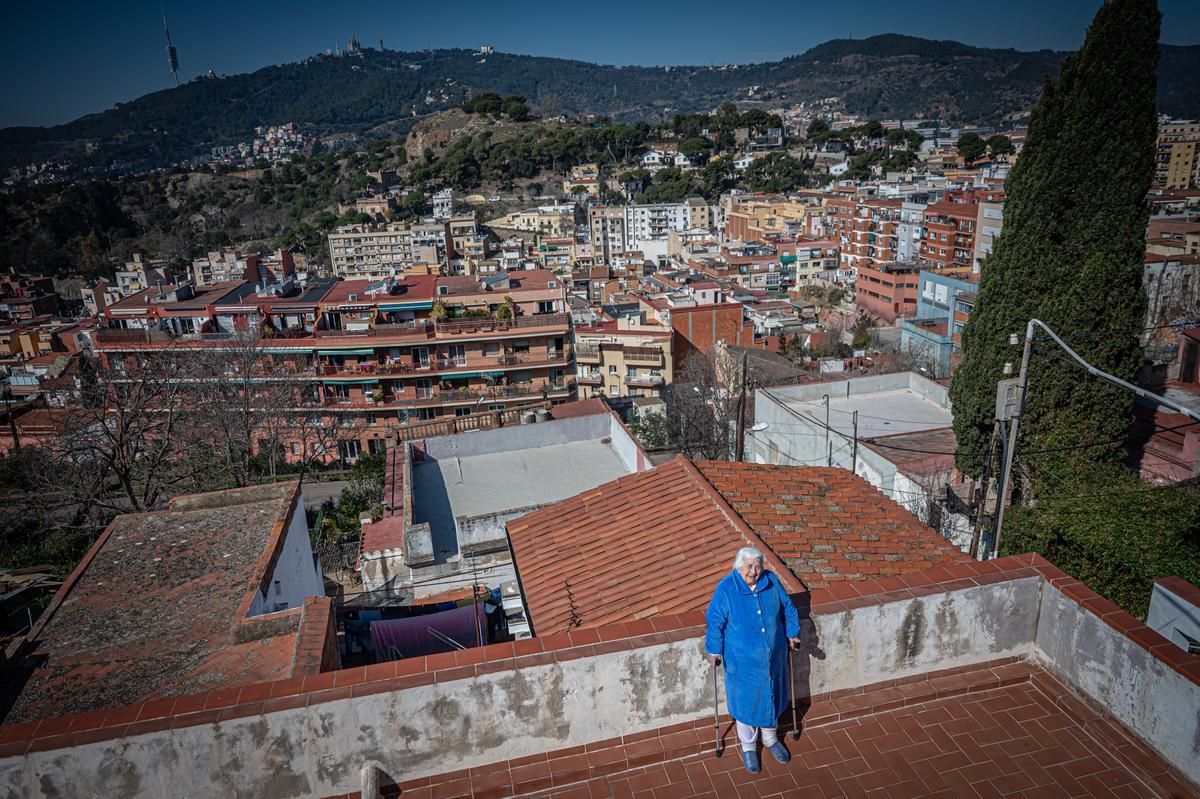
left=1146, top=582, right=1200, bottom=651
left=606, top=412, right=649, bottom=473
left=455, top=504, right=544, bottom=556
left=0, top=578, right=1045, bottom=799
left=1033, top=585, right=1200, bottom=786
left=803, top=577, right=1040, bottom=696
left=249, top=494, right=325, bottom=616
left=0, top=638, right=714, bottom=799
left=423, top=413, right=610, bottom=459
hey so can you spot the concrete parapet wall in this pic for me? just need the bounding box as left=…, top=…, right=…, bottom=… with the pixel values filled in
left=3, top=558, right=1198, bottom=798
left=0, top=566, right=1058, bottom=799
left=1034, top=583, right=1200, bottom=787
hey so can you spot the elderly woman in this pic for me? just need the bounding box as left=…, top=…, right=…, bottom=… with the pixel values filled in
left=705, top=546, right=801, bottom=774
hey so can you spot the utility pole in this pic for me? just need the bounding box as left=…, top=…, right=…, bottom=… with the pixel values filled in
left=822, top=394, right=830, bottom=463
left=470, top=558, right=482, bottom=648
left=968, top=421, right=999, bottom=560
left=850, top=411, right=858, bottom=474
left=734, top=352, right=749, bottom=462
left=992, top=319, right=1200, bottom=556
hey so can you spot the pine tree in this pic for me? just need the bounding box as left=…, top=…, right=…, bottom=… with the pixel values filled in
left=950, top=0, right=1160, bottom=480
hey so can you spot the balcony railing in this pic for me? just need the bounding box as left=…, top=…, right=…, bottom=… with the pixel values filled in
left=623, top=346, right=664, bottom=365
left=624, top=375, right=665, bottom=387
left=577, top=374, right=604, bottom=385
left=317, top=350, right=571, bottom=378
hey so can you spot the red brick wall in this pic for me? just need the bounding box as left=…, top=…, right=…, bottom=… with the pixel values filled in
left=669, top=305, right=751, bottom=370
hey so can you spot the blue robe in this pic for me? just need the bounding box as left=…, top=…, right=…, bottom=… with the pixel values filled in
left=704, top=570, right=801, bottom=728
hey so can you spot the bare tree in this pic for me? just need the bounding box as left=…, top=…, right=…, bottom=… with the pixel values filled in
left=665, top=350, right=740, bottom=461
left=47, top=352, right=212, bottom=516
left=191, top=331, right=315, bottom=486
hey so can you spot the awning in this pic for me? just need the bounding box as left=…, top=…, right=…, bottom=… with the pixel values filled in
left=323, top=378, right=379, bottom=385
left=780, top=255, right=797, bottom=263
left=378, top=301, right=433, bottom=311
left=317, top=348, right=376, bottom=356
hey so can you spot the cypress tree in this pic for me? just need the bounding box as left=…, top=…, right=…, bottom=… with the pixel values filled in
left=950, top=0, right=1161, bottom=480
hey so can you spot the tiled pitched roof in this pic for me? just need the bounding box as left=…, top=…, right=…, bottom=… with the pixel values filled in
left=508, top=459, right=969, bottom=635
left=0, top=483, right=318, bottom=724
left=507, top=459, right=790, bottom=636
left=694, top=462, right=969, bottom=588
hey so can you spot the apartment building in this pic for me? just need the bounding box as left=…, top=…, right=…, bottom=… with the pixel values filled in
left=115, top=254, right=167, bottom=297
left=724, top=194, right=821, bottom=241
left=93, top=271, right=575, bottom=461
left=855, top=261, right=921, bottom=324
left=1155, top=120, right=1200, bottom=190
left=191, top=248, right=295, bottom=287
left=825, top=196, right=903, bottom=274
left=899, top=270, right=979, bottom=375
left=487, top=205, right=577, bottom=237
left=0, top=275, right=58, bottom=322
left=973, top=197, right=1005, bottom=270
left=787, top=238, right=841, bottom=286
left=588, top=205, right=629, bottom=265
left=896, top=199, right=927, bottom=262
left=919, top=190, right=1002, bottom=274
left=574, top=314, right=672, bottom=400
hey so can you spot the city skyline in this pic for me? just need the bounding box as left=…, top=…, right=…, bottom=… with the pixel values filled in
left=3, top=0, right=1199, bottom=129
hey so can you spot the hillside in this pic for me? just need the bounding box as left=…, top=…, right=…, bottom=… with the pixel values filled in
left=3, top=34, right=1197, bottom=174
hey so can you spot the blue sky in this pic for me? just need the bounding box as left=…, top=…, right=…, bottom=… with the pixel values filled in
left=2, top=0, right=1197, bottom=128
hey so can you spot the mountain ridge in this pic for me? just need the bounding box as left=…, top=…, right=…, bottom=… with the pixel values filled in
left=2, top=34, right=1197, bottom=173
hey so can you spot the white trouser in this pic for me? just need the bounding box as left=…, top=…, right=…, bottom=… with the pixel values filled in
left=736, top=721, right=778, bottom=752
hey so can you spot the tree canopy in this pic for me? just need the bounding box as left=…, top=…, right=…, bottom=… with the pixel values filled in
left=951, top=0, right=1160, bottom=481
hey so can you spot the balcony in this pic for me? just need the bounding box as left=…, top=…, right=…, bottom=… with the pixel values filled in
left=623, top=346, right=663, bottom=366
left=577, top=374, right=604, bottom=385
left=624, top=375, right=664, bottom=388
left=575, top=345, right=602, bottom=363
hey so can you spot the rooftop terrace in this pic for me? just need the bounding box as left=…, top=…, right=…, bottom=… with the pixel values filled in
left=1, top=556, right=1196, bottom=798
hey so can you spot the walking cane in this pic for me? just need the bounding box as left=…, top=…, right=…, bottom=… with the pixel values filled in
left=711, top=660, right=723, bottom=757
left=788, top=645, right=800, bottom=740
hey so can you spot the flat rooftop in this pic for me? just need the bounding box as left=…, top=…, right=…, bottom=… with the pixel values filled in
left=769, top=386, right=953, bottom=439
left=413, top=438, right=631, bottom=561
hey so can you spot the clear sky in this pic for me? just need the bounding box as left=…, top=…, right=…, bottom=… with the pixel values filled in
left=2, top=0, right=1197, bottom=128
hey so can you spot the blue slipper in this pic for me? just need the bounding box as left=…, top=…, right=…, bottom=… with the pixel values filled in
left=766, top=741, right=791, bottom=764
left=741, top=749, right=761, bottom=774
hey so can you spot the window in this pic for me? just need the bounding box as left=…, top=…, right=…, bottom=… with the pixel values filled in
left=368, top=438, right=387, bottom=455
left=338, top=439, right=361, bottom=461
left=483, top=342, right=500, bottom=357
left=417, top=407, right=437, bottom=421
left=608, top=385, right=618, bottom=396
left=291, top=443, right=301, bottom=455
left=537, top=300, right=555, bottom=314
left=512, top=340, right=530, bottom=353
left=609, top=365, right=617, bottom=374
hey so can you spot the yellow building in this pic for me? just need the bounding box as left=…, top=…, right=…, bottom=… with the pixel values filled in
left=574, top=315, right=673, bottom=400
left=1155, top=122, right=1200, bottom=190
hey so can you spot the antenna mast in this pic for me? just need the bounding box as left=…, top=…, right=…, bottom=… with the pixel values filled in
left=162, top=8, right=181, bottom=87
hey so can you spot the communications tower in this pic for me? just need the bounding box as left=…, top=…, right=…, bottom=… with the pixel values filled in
left=163, top=9, right=180, bottom=87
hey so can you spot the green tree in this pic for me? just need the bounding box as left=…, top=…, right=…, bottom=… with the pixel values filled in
left=950, top=0, right=1160, bottom=480
left=987, top=134, right=1015, bottom=156
left=677, top=138, right=710, bottom=159
left=956, top=132, right=987, bottom=162
left=1001, top=470, right=1200, bottom=616
left=805, top=118, right=831, bottom=141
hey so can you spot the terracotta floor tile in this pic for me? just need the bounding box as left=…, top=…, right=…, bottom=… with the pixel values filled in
left=472, top=664, right=1200, bottom=799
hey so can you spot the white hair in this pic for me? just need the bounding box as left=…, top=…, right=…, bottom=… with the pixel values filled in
left=733, top=546, right=764, bottom=570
